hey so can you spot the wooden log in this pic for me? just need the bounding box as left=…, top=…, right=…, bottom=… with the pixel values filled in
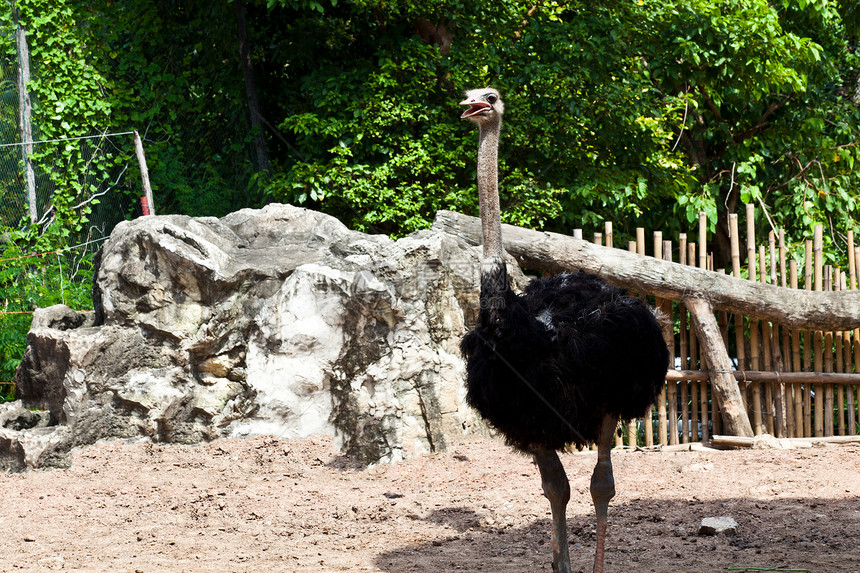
left=431, top=210, right=860, bottom=331
left=711, top=434, right=860, bottom=448
left=683, top=297, right=754, bottom=438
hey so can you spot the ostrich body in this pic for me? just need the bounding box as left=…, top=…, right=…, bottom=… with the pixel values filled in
left=459, top=88, right=669, bottom=573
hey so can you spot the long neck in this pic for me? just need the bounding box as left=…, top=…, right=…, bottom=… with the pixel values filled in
left=477, top=119, right=503, bottom=265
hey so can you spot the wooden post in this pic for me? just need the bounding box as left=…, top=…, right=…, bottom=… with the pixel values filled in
left=684, top=297, right=754, bottom=438
left=15, top=7, right=37, bottom=223
left=134, top=130, right=155, bottom=216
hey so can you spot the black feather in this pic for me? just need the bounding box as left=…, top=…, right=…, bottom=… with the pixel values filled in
left=462, top=267, right=669, bottom=452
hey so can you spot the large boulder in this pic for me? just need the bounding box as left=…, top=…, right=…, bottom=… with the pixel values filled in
left=9, top=204, right=523, bottom=470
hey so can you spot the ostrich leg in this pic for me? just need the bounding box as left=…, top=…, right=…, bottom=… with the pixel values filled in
left=590, top=414, right=619, bottom=573
left=532, top=446, right=571, bottom=573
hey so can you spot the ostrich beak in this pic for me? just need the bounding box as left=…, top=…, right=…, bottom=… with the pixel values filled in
left=460, top=98, right=491, bottom=119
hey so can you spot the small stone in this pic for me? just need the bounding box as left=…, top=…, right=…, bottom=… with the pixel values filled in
left=698, top=516, right=739, bottom=536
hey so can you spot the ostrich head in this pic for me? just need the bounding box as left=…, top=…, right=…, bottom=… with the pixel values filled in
left=460, top=88, right=504, bottom=125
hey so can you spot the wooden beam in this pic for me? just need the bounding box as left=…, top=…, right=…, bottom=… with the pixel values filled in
left=432, top=210, right=860, bottom=331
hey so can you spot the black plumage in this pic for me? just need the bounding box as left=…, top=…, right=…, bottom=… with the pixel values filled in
left=458, top=87, right=669, bottom=573
left=461, top=263, right=669, bottom=452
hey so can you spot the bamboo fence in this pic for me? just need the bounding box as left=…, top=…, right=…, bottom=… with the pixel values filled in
left=582, top=208, right=860, bottom=448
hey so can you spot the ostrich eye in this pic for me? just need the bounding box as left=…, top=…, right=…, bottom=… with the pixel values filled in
left=486, top=94, right=497, bottom=104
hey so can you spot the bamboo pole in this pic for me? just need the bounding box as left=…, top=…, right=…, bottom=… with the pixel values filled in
left=679, top=234, right=690, bottom=444
left=836, top=270, right=846, bottom=436
left=649, top=231, right=663, bottom=447
left=854, top=245, right=860, bottom=435
left=603, top=224, right=622, bottom=449
left=698, top=213, right=711, bottom=442
left=849, top=237, right=858, bottom=436
left=746, top=205, right=763, bottom=434
left=663, top=370, right=860, bottom=384
left=729, top=214, right=748, bottom=415
left=791, top=261, right=803, bottom=437
left=804, top=240, right=813, bottom=437
left=689, top=241, right=699, bottom=441
left=779, top=230, right=794, bottom=437
left=759, top=245, right=776, bottom=435
left=627, top=237, right=642, bottom=447
left=664, top=239, right=677, bottom=445
left=824, top=266, right=834, bottom=437
left=814, top=226, right=824, bottom=437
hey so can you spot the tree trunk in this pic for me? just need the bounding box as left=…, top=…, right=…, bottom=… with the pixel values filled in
left=432, top=210, right=860, bottom=331
left=235, top=0, right=269, bottom=174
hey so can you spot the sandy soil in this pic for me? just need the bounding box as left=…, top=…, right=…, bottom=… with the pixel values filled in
left=0, top=435, right=858, bottom=573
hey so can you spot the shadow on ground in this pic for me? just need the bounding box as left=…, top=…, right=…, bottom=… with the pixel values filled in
left=374, top=496, right=860, bottom=573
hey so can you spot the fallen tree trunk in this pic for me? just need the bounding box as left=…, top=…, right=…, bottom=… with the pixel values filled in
left=684, top=297, right=754, bottom=438
left=433, top=210, right=860, bottom=331
left=711, top=434, right=860, bottom=448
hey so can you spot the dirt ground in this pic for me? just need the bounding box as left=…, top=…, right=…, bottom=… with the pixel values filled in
left=0, top=435, right=858, bottom=573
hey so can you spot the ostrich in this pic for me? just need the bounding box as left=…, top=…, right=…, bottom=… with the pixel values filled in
left=459, top=88, right=669, bottom=573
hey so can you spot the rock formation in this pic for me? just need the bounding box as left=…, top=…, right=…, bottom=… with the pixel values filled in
left=6, top=204, right=526, bottom=471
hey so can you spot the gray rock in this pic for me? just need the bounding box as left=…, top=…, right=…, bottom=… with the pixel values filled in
left=12, top=204, right=521, bottom=470
left=698, top=516, right=739, bottom=536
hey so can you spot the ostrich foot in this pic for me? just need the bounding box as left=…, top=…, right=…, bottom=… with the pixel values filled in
left=532, top=446, right=571, bottom=573
left=590, top=415, right=618, bottom=573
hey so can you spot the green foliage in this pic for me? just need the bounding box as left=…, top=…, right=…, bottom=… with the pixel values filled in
left=0, top=223, right=94, bottom=399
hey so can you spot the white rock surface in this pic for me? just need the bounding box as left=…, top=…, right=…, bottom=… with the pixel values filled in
left=11, top=204, right=523, bottom=470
